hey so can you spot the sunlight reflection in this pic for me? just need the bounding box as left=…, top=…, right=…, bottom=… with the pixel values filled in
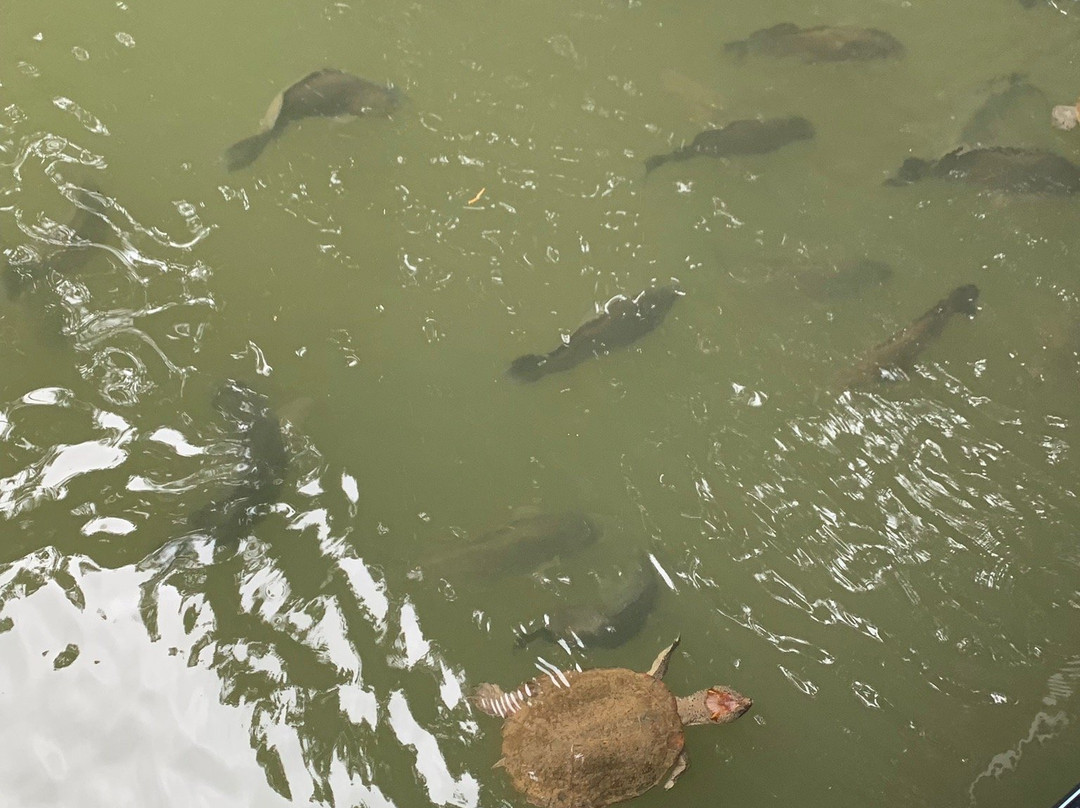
left=387, top=691, right=479, bottom=808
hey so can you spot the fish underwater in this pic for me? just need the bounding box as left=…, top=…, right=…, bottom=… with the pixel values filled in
left=885, top=147, right=1080, bottom=194
left=431, top=510, right=600, bottom=579
left=724, top=23, right=903, bottom=63
left=224, top=68, right=401, bottom=171
left=508, top=285, right=683, bottom=382
left=189, top=380, right=290, bottom=544
left=4, top=185, right=113, bottom=299
left=839, top=284, right=980, bottom=389
left=659, top=69, right=725, bottom=125
left=516, top=559, right=659, bottom=649
left=645, top=117, right=814, bottom=174
left=792, top=258, right=894, bottom=301
left=960, top=73, right=1048, bottom=146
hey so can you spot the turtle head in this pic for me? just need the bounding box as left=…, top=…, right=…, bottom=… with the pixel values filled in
left=676, top=685, right=752, bottom=726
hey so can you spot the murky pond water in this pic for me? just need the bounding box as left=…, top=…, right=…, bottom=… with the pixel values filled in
left=2, top=1, right=1080, bottom=806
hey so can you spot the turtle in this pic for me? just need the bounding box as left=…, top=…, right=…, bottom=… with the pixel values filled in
left=472, top=638, right=752, bottom=808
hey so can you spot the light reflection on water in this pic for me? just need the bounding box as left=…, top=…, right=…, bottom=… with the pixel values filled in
left=2, top=0, right=1080, bottom=806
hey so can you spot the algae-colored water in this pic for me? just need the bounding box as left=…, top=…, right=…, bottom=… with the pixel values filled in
left=1, top=0, right=1079, bottom=806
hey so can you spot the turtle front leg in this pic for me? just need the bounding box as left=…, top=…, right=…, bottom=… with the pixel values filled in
left=664, top=751, right=688, bottom=789
left=471, top=683, right=509, bottom=717
left=472, top=680, right=539, bottom=718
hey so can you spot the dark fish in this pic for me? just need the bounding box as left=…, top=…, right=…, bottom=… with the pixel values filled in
left=724, top=23, right=903, bottom=63
left=189, top=380, right=289, bottom=542
left=225, top=68, right=401, bottom=171
left=886, top=147, right=1080, bottom=194
left=645, top=117, right=814, bottom=174
left=212, top=379, right=290, bottom=483
left=516, top=559, right=658, bottom=649
left=839, top=284, right=979, bottom=388
left=508, top=285, right=683, bottom=382
left=4, top=186, right=112, bottom=299
left=433, top=511, right=600, bottom=578
left=793, top=258, right=893, bottom=301
left=960, top=73, right=1047, bottom=145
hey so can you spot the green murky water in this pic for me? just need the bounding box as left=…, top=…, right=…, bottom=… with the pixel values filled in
left=2, top=0, right=1079, bottom=806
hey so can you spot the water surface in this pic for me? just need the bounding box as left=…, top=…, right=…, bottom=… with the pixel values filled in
left=2, top=1, right=1080, bottom=806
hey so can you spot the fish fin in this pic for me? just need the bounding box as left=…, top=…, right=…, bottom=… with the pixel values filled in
left=296, top=67, right=346, bottom=86
left=507, top=353, right=547, bottom=382
left=492, top=757, right=507, bottom=770
left=259, top=91, right=287, bottom=133
left=224, top=130, right=275, bottom=172
left=384, top=83, right=406, bottom=109
left=762, top=22, right=801, bottom=36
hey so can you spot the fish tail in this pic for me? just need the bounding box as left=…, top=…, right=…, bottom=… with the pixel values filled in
left=948, top=284, right=980, bottom=316
left=885, top=157, right=929, bottom=186
left=507, top=353, right=547, bottom=382
left=3, top=265, right=29, bottom=299
left=723, top=39, right=749, bottom=59
left=386, top=83, right=407, bottom=108
left=513, top=623, right=547, bottom=648
left=224, top=130, right=275, bottom=172
left=644, top=153, right=670, bottom=174
left=785, top=116, right=816, bottom=141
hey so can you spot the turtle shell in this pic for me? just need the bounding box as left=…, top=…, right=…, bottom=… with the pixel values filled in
left=499, top=667, right=685, bottom=808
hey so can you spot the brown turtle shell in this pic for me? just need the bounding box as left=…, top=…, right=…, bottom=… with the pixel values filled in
left=499, top=667, right=685, bottom=808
